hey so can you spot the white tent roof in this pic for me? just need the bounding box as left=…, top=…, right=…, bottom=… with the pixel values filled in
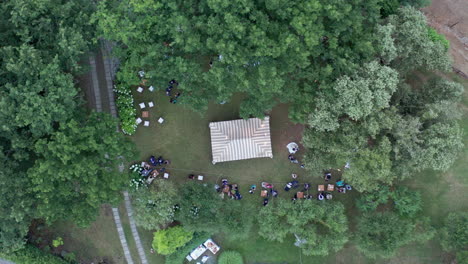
left=209, top=117, right=273, bottom=164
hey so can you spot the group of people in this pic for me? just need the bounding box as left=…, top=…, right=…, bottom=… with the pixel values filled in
left=149, top=155, right=170, bottom=166
left=215, top=179, right=243, bottom=200
left=287, top=154, right=305, bottom=169
left=166, top=79, right=181, bottom=104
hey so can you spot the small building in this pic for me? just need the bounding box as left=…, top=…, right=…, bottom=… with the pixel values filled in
left=209, top=117, right=273, bottom=164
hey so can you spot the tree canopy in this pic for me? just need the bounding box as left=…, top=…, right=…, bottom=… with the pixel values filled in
left=440, top=212, right=468, bottom=252
left=175, top=182, right=254, bottom=239
left=96, top=0, right=383, bottom=120
left=302, top=8, right=463, bottom=190
left=152, top=226, right=194, bottom=255
left=258, top=199, right=348, bottom=256
left=28, top=113, right=137, bottom=226
left=131, top=179, right=178, bottom=230
left=355, top=212, right=434, bottom=259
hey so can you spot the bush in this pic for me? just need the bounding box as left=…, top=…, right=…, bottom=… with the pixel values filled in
left=440, top=212, right=468, bottom=252
left=356, top=186, right=391, bottom=212
left=391, top=187, right=422, bottom=217
left=114, top=85, right=137, bottom=135
left=218, top=251, right=244, bottom=264
left=427, top=27, right=450, bottom=50
left=165, top=232, right=211, bottom=264
left=0, top=245, right=69, bottom=264
left=152, top=226, right=194, bottom=255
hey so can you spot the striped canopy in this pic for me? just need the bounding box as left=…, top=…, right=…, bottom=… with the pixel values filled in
left=209, top=117, right=273, bottom=164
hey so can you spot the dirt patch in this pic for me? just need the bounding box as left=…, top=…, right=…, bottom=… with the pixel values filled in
left=422, top=0, right=468, bottom=77
left=270, top=103, right=305, bottom=157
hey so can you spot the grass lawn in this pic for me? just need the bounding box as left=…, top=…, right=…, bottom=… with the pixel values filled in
left=48, top=73, right=467, bottom=264
left=51, top=205, right=126, bottom=264
left=128, top=72, right=468, bottom=264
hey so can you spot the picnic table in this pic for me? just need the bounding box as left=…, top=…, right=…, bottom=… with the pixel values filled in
left=189, top=245, right=207, bottom=260
left=203, top=239, right=220, bottom=254
left=261, top=190, right=268, bottom=197
left=327, top=184, right=334, bottom=191
left=318, top=185, right=325, bottom=192
left=297, top=192, right=304, bottom=199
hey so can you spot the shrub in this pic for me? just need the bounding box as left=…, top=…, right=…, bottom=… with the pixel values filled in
left=218, top=251, right=244, bottom=264
left=0, top=245, right=68, bottom=264
left=165, top=232, right=211, bottom=264
left=440, top=212, right=468, bottom=252
left=52, top=237, right=64, bottom=248
left=391, top=187, right=422, bottom=217
left=152, top=226, right=194, bottom=255
left=114, top=85, right=137, bottom=135
left=427, top=27, right=450, bottom=50
left=356, top=186, right=391, bottom=212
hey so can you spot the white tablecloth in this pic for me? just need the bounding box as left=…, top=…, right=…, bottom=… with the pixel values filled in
left=190, top=245, right=207, bottom=260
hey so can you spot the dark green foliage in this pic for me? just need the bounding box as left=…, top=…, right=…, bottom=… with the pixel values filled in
left=356, top=212, right=434, bottom=259
left=457, top=251, right=468, bottom=264
left=131, top=179, right=178, bottom=230
left=175, top=182, right=254, bottom=239
left=380, top=0, right=399, bottom=17
left=0, top=0, right=104, bottom=252
left=28, top=112, right=137, bottom=226
left=391, top=187, right=422, bottom=217
left=96, top=0, right=383, bottom=122
left=164, top=232, right=211, bottom=264
left=356, top=186, right=392, bottom=212
left=218, top=251, right=244, bottom=264
left=1, top=0, right=96, bottom=73
left=427, top=27, right=450, bottom=50
left=440, top=212, right=468, bottom=252
left=0, top=245, right=68, bottom=264
left=257, top=199, right=348, bottom=256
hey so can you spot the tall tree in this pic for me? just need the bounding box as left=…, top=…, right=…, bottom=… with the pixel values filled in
left=131, top=179, right=178, bottom=230
left=356, top=212, right=434, bottom=259
left=439, top=212, right=468, bottom=253
left=175, top=182, right=254, bottom=238
left=309, top=61, right=399, bottom=131
left=28, top=113, right=137, bottom=226
left=383, top=7, right=451, bottom=74
left=0, top=46, right=78, bottom=138
left=1, top=0, right=96, bottom=72
left=96, top=0, right=382, bottom=120
left=258, top=199, right=348, bottom=256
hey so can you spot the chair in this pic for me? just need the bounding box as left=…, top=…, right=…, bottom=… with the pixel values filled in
left=148, top=101, right=154, bottom=108
left=139, top=102, right=146, bottom=109
left=142, top=111, right=149, bottom=118
left=158, top=117, right=164, bottom=124
left=148, top=86, right=155, bottom=92
left=135, top=118, right=142, bottom=125
left=144, top=121, right=150, bottom=127
left=137, top=87, right=144, bottom=93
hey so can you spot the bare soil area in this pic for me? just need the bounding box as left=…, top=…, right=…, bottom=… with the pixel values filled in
left=422, top=0, right=468, bottom=77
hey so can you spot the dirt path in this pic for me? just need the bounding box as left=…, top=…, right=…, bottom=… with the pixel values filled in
left=422, top=0, right=468, bottom=77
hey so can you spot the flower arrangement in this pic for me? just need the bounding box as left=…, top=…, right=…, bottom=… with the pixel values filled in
left=114, top=84, right=137, bottom=135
